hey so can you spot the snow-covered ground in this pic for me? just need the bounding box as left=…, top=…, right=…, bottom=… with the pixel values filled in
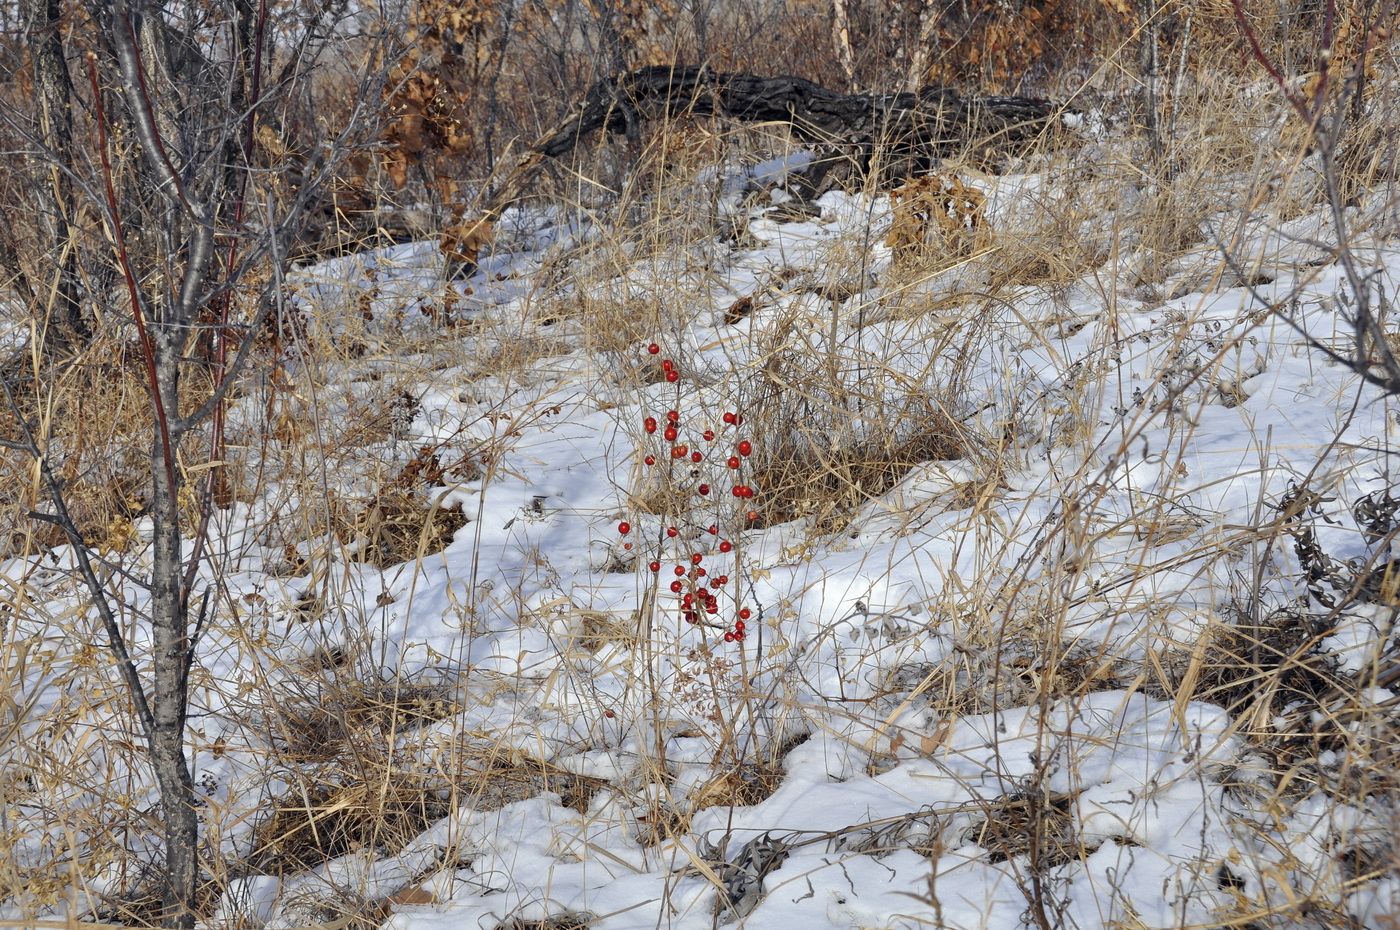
left=4, top=144, right=1399, bottom=929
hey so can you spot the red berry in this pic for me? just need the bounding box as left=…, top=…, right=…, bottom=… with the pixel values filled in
left=739, top=608, right=751, bottom=620
left=644, top=417, right=657, bottom=433
left=706, top=602, right=719, bottom=614
left=666, top=526, right=678, bottom=538
left=665, top=370, right=680, bottom=383
left=719, top=540, right=732, bottom=553
left=737, top=440, right=753, bottom=456
left=733, top=414, right=744, bottom=425
left=707, top=524, right=719, bottom=534
left=716, top=574, right=729, bottom=584
left=671, top=445, right=688, bottom=459
left=682, top=593, right=694, bottom=606
left=691, top=451, right=703, bottom=463
left=703, top=430, right=715, bottom=441
left=724, top=632, right=735, bottom=642
left=647, top=342, right=661, bottom=354
left=644, top=455, right=656, bottom=466
left=618, top=521, right=631, bottom=535
left=666, top=409, right=680, bottom=423
left=623, top=542, right=633, bottom=550
left=649, top=560, right=661, bottom=572
left=662, top=358, right=674, bottom=371
left=691, top=553, right=703, bottom=564
left=670, top=580, right=684, bottom=593
left=664, top=425, right=678, bottom=442
left=727, top=456, right=741, bottom=469
left=722, top=412, right=736, bottom=425
left=695, top=567, right=707, bottom=577
left=710, top=578, right=723, bottom=589
left=732, top=486, right=743, bottom=498
left=735, top=620, right=745, bottom=632
left=674, top=565, right=686, bottom=576
left=698, top=483, right=710, bottom=495
left=746, top=510, right=759, bottom=522
left=734, top=630, right=745, bottom=641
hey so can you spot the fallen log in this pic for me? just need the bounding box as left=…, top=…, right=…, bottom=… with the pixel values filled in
left=445, top=66, right=1063, bottom=274
left=536, top=66, right=1057, bottom=162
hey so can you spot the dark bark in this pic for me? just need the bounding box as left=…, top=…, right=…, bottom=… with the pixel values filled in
left=1138, top=0, right=1161, bottom=157
left=536, top=65, right=1058, bottom=163
left=20, top=0, right=89, bottom=343
left=149, top=341, right=198, bottom=929
left=483, top=65, right=1057, bottom=223
left=448, top=66, right=1062, bottom=274
left=3, top=0, right=376, bottom=924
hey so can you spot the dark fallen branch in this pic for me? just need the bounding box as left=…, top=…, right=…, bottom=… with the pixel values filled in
left=536, top=65, right=1057, bottom=162
left=444, top=66, right=1064, bottom=274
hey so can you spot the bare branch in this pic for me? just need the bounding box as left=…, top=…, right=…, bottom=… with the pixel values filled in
left=0, top=375, right=158, bottom=744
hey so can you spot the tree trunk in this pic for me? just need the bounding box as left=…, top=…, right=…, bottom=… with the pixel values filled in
left=148, top=344, right=199, bottom=929
left=1139, top=0, right=1161, bottom=157
left=21, top=0, right=88, bottom=344
left=904, top=1, right=942, bottom=91
left=832, top=0, right=858, bottom=89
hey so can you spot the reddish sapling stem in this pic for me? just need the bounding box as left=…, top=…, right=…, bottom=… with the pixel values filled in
left=86, top=53, right=178, bottom=496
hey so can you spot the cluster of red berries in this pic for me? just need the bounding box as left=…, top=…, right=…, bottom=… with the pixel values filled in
left=618, top=342, right=763, bottom=643
left=651, top=345, right=682, bottom=384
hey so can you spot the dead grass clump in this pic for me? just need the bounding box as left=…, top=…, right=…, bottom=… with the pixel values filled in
left=575, top=295, right=665, bottom=361
left=1153, top=603, right=1400, bottom=805
left=1186, top=606, right=1343, bottom=732
left=251, top=682, right=609, bottom=875
left=334, top=447, right=467, bottom=568
left=462, top=331, right=577, bottom=382
left=350, top=485, right=465, bottom=569
left=634, top=121, right=730, bottom=194
left=749, top=414, right=968, bottom=529
left=962, top=791, right=1079, bottom=867
left=495, top=913, right=593, bottom=930
left=634, top=802, right=691, bottom=847
left=85, top=866, right=224, bottom=928
left=575, top=610, right=639, bottom=654
left=628, top=478, right=695, bottom=519
left=980, top=180, right=1113, bottom=291
left=272, top=677, right=461, bottom=761
left=245, top=775, right=453, bottom=875
left=687, top=761, right=785, bottom=810
left=687, top=732, right=810, bottom=811
left=453, top=760, right=606, bottom=815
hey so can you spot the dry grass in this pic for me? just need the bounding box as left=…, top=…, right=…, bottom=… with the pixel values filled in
left=493, top=914, right=593, bottom=930
left=3, top=25, right=1400, bottom=929
left=244, top=776, right=454, bottom=875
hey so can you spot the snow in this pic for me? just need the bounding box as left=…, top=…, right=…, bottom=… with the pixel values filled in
left=4, top=143, right=1400, bottom=930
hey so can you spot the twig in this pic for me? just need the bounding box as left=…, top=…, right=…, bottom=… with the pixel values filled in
left=0, top=374, right=157, bottom=744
